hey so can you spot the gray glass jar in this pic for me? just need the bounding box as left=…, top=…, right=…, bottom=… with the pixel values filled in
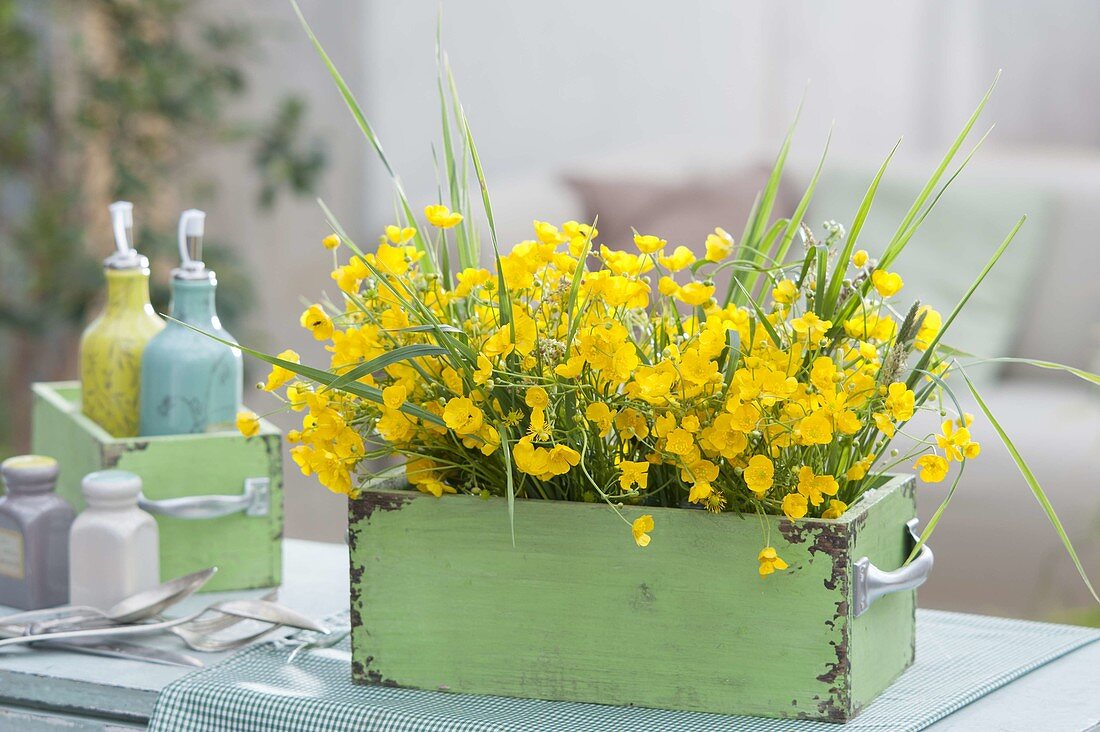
left=0, top=456, right=75, bottom=609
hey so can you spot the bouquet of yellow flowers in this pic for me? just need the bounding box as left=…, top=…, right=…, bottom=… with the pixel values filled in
left=219, top=5, right=1096, bottom=590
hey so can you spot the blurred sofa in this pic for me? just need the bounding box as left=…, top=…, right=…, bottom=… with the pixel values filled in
left=486, top=146, right=1100, bottom=621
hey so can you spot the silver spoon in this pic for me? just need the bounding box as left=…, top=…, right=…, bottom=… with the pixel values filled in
left=23, top=567, right=219, bottom=634
left=0, top=599, right=328, bottom=648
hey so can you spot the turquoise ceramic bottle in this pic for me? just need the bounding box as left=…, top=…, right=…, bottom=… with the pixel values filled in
left=139, top=210, right=243, bottom=435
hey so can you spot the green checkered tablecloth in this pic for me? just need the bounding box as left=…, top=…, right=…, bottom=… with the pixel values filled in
left=149, top=610, right=1099, bottom=731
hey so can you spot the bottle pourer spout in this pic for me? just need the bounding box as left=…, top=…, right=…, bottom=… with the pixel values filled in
left=105, top=201, right=143, bottom=269
left=178, top=209, right=207, bottom=274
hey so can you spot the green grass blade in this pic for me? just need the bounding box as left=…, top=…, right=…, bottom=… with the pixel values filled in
left=905, top=462, right=966, bottom=565
left=906, top=216, right=1026, bottom=388
left=773, top=126, right=832, bottom=265
left=881, top=125, right=994, bottom=269
left=881, top=71, right=999, bottom=265
left=725, top=97, right=802, bottom=305
left=497, top=426, right=516, bottom=546
left=824, top=139, right=901, bottom=314
left=963, top=371, right=1099, bottom=604
left=564, top=218, right=598, bottom=349
left=955, top=356, right=1100, bottom=387
left=436, top=19, right=474, bottom=271
left=289, top=0, right=433, bottom=269
left=170, top=318, right=446, bottom=426
left=732, top=279, right=781, bottom=347
left=323, top=343, right=450, bottom=393
left=446, top=61, right=512, bottom=328
left=813, top=245, right=828, bottom=315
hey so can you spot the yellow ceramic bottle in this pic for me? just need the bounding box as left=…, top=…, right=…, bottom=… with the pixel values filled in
left=80, top=201, right=164, bottom=437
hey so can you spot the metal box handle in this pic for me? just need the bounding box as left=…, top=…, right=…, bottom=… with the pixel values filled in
left=852, top=518, right=933, bottom=617
left=139, top=477, right=269, bottom=520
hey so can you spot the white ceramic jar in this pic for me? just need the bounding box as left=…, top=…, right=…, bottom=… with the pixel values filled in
left=69, top=470, right=159, bottom=609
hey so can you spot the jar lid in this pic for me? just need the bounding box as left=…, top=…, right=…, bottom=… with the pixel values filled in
left=81, top=470, right=142, bottom=503
left=1, top=455, right=59, bottom=490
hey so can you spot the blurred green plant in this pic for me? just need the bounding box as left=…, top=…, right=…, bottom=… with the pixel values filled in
left=0, top=0, right=327, bottom=455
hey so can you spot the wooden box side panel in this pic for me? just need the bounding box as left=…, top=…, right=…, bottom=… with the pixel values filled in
left=31, top=383, right=104, bottom=508
left=349, top=492, right=853, bottom=720
left=31, top=382, right=283, bottom=591
left=848, top=475, right=918, bottom=712
left=112, top=434, right=283, bottom=590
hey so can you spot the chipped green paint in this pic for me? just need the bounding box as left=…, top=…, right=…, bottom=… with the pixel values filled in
left=348, top=474, right=918, bottom=722
left=30, top=382, right=282, bottom=592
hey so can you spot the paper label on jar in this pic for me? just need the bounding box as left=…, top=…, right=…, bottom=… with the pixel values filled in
left=0, top=527, right=25, bottom=579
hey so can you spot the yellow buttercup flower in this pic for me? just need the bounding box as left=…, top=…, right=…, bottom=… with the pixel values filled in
left=914, top=454, right=949, bottom=483
left=871, top=269, right=904, bottom=297
left=263, top=350, right=300, bottom=391
left=688, top=481, right=713, bottom=504
left=618, top=460, right=649, bottom=491
left=443, top=397, right=484, bottom=435
left=585, top=402, right=615, bottom=437
left=236, top=410, right=260, bottom=438
left=796, top=466, right=838, bottom=506
left=385, top=225, right=417, bottom=244
left=873, top=412, right=897, bottom=438
left=799, top=411, right=834, bottom=445
left=633, top=233, right=666, bottom=254
left=791, top=312, right=832, bottom=347
left=782, top=492, right=808, bottom=520
left=885, top=382, right=915, bottom=421
left=744, top=455, right=774, bottom=496
left=658, top=245, right=696, bottom=272
left=322, top=233, right=341, bottom=250
left=676, top=282, right=716, bottom=307
left=554, top=356, right=584, bottom=378
left=936, top=420, right=981, bottom=462
left=424, top=204, right=463, bottom=228
left=382, top=384, right=407, bottom=410
left=525, top=386, right=549, bottom=410
left=658, top=276, right=680, bottom=297
left=852, top=249, right=869, bottom=268
left=704, top=227, right=733, bottom=262
left=822, top=499, right=848, bottom=519
left=533, top=220, right=565, bottom=245
left=664, top=427, right=695, bottom=456
left=772, top=279, right=798, bottom=305
left=915, top=306, right=942, bottom=351
left=631, top=514, right=654, bottom=547
left=562, top=220, right=597, bottom=256
left=758, top=546, right=788, bottom=576
left=845, top=457, right=873, bottom=481
left=473, top=355, right=493, bottom=385
left=300, top=304, right=334, bottom=341
left=417, top=479, right=457, bottom=498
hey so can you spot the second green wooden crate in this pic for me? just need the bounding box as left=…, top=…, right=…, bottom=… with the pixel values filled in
left=30, top=381, right=282, bottom=592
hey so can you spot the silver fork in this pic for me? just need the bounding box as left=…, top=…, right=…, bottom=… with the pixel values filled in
left=171, top=588, right=278, bottom=635
left=172, top=621, right=285, bottom=652
left=169, top=589, right=283, bottom=653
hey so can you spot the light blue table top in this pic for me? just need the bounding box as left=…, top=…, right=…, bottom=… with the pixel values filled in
left=0, top=539, right=1095, bottom=731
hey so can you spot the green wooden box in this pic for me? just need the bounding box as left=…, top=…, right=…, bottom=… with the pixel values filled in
left=30, top=381, right=282, bottom=592
left=348, top=474, right=925, bottom=722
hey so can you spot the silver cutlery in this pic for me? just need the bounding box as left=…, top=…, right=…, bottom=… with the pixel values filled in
left=0, top=567, right=218, bottom=633
left=38, top=638, right=206, bottom=668
left=0, top=599, right=328, bottom=649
